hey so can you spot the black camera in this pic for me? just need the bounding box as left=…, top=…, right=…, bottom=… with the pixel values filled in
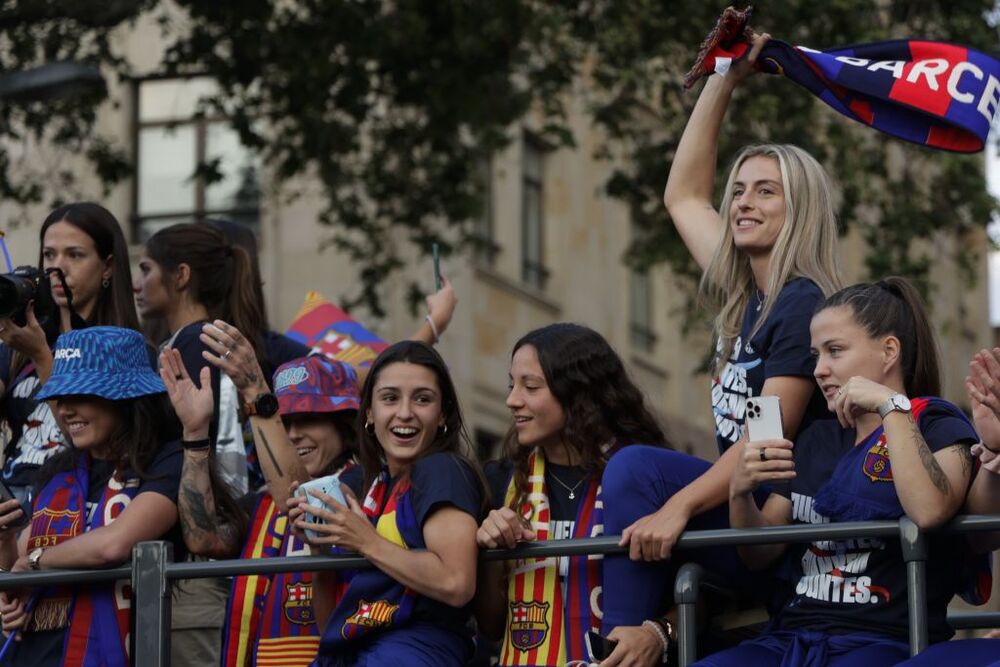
left=0, top=266, right=59, bottom=336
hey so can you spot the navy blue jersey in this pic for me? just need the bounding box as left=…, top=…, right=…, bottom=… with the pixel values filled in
left=773, top=400, right=977, bottom=642
left=711, top=278, right=829, bottom=453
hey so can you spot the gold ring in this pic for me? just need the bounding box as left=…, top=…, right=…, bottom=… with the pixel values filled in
left=223, top=349, right=233, bottom=360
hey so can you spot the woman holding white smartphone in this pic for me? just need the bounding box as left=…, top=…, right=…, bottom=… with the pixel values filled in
left=619, top=31, right=843, bottom=561
left=700, top=278, right=979, bottom=666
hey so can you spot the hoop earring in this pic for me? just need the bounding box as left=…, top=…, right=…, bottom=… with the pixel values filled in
left=365, top=421, right=375, bottom=435
left=101, top=278, right=110, bottom=288
left=441, top=423, right=448, bottom=435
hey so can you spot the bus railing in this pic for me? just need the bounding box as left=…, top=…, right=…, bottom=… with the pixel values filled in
left=0, top=515, right=997, bottom=666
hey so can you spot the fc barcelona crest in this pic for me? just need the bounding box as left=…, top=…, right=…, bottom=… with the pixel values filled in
left=509, top=600, right=550, bottom=651
left=862, top=435, right=892, bottom=482
left=341, top=598, right=400, bottom=640
left=284, top=582, right=315, bottom=625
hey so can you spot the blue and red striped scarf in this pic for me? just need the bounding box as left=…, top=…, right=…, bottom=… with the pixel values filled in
left=221, top=493, right=337, bottom=667
left=686, top=7, right=1000, bottom=152
left=27, top=453, right=138, bottom=667
left=316, top=469, right=420, bottom=657
left=498, top=448, right=604, bottom=667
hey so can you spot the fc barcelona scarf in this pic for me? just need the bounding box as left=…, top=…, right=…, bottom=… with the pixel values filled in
left=498, top=448, right=604, bottom=667
left=685, top=6, right=1000, bottom=152
left=316, top=469, right=420, bottom=659
left=222, top=492, right=338, bottom=667
left=812, top=397, right=991, bottom=605
left=27, top=453, right=138, bottom=667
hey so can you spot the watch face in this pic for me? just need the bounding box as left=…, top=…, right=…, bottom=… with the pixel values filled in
left=895, top=395, right=911, bottom=411
left=256, top=393, right=280, bottom=418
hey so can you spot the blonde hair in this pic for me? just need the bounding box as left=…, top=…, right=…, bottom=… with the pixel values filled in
left=701, top=144, right=843, bottom=371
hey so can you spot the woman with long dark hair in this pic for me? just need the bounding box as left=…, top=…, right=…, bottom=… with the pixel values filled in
left=0, top=326, right=183, bottom=667
left=285, top=340, right=486, bottom=666
left=0, top=203, right=141, bottom=505
left=475, top=323, right=674, bottom=666
left=694, top=278, right=979, bottom=666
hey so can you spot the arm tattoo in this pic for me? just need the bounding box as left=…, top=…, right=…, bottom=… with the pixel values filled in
left=907, top=414, right=950, bottom=495
left=179, top=455, right=240, bottom=555
left=957, top=444, right=975, bottom=483
left=241, top=369, right=260, bottom=388
left=256, top=425, right=284, bottom=478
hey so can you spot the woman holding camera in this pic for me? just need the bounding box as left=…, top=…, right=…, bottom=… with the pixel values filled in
left=0, top=326, right=183, bottom=667
left=0, top=203, right=141, bottom=506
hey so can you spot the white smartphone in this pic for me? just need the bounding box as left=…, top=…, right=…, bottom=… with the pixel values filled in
left=745, top=395, right=784, bottom=442
left=295, top=474, right=347, bottom=541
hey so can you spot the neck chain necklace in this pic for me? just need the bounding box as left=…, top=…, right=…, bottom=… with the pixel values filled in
left=548, top=468, right=587, bottom=500
left=754, top=289, right=766, bottom=312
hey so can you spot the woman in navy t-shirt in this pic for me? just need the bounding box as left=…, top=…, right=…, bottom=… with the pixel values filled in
left=287, top=341, right=487, bottom=666
left=697, top=278, right=979, bottom=666
left=623, top=32, right=843, bottom=559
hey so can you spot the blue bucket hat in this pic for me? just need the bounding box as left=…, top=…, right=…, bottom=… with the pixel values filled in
left=36, top=326, right=165, bottom=401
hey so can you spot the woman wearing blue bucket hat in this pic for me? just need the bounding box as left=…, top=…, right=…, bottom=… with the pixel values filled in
left=0, top=326, right=184, bottom=667
left=0, top=203, right=145, bottom=512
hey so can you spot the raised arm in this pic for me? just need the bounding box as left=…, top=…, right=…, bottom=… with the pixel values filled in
left=353, top=275, right=459, bottom=388
left=161, top=349, right=244, bottom=558
left=962, top=350, right=1000, bottom=551
left=663, top=33, right=769, bottom=271
left=201, top=320, right=309, bottom=507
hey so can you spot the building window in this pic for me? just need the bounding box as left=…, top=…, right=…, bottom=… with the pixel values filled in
left=521, top=137, right=548, bottom=289
left=472, top=158, right=499, bottom=265
left=630, top=268, right=657, bottom=352
left=133, top=76, right=260, bottom=241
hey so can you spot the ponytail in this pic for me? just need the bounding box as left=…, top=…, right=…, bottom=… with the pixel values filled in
left=818, top=276, right=940, bottom=397
left=146, top=224, right=266, bottom=369
left=225, top=245, right=268, bottom=373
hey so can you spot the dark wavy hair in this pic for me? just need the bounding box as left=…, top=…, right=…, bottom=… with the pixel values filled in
left=817, top=276, right=940, bottom=397
left=503, top=323, right=669, bottom=512
left=356, top=340, right=488, bottom=512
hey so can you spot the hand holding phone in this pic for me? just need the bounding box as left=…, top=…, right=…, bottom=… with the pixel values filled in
left=295, top=475, right=347, bottom=541
left=746, top=396, right=784, bottom=442
left=586, top=630, right=618, bottom=662
left=432, top=243, right=442, bottom=291
left=0, top=481, right=28, bottom=531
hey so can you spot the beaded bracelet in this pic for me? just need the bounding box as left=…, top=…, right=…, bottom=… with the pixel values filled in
left=641, top=619, right=670, bottom=663
left=425, top=314, right=440, bottom=343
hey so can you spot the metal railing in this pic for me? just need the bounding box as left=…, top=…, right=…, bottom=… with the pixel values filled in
left=0, top=515, right=997, bottom=666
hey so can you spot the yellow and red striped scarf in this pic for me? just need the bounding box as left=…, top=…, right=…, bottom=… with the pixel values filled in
left=499, top=448, right=603, bottom=667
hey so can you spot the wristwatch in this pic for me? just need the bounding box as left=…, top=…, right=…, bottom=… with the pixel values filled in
left=243, top=392, right=279, bottom=419
left=877, top=393, right=912, bottom=419
left=27, top=547, right=44, bottom=570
